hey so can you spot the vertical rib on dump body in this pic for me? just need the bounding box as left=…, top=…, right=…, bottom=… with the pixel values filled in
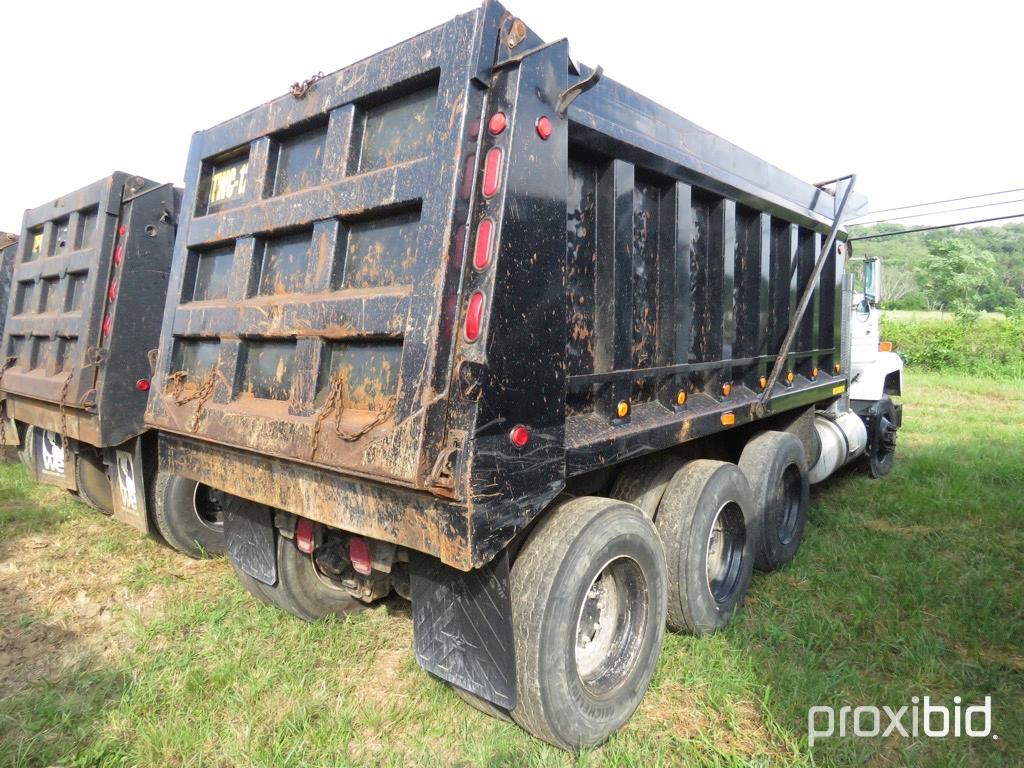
left=147, top=0, right=856, bottom=571
left=0, top=173, right=179, bottom=447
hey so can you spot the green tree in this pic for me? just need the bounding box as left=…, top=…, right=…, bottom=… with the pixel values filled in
left=913, top=238, right=997, bottom=311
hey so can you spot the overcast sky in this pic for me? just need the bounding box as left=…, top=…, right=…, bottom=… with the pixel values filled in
left=2, top=0, right=1021, bottom=234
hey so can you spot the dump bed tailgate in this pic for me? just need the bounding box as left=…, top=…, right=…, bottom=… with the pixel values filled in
left=146, top=9, right=490, bottom=490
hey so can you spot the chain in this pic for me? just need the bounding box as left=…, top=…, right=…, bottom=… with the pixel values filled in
left=58, top=370, right=73, bottom=455
left=290, top=71, right=325, bottom=99
left=166, top=368, right=219, bottom=432
left=309, top=372, right=396, bottom=460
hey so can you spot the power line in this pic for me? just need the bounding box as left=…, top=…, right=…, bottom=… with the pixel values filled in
left=852, top=187, right=1024, bottom=218
left=850, top=197, right=1024, bottom=227
left=848, top=212, right=1024, bottom=241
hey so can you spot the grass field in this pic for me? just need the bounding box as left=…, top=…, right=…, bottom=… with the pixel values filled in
left=1, top=371, right=1020, bottom=767
left=882, top=310, right=1007, bottom=322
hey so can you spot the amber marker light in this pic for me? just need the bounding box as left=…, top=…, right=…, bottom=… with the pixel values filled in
left=758, top=376, right=768, bottom=390
left=676, top=390, right=687, bottom=406
left=616, top=400, right=630, bottom=418
left=786, top=371, right=796, bottom=384
left=721, top=412, right=736, bottom=426
left=879, top=341, right=893, bottom=352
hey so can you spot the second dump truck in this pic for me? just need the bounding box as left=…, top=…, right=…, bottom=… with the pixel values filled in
left=142, top=1, right=902, bottom=749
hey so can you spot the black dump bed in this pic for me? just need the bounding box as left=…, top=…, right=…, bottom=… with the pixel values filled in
left=1, top=173, right=179, bottom=448
left=0, top=233, right=16, bottom=342
left=148, top=1, right=856, bottom=570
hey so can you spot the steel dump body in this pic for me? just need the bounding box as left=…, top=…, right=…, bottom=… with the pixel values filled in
left=1, top=174, right=179, bottom=448
left=148, top=1, right=851, bottom=570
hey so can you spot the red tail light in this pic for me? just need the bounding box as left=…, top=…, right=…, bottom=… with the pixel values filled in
left=113, top=244, right=124, bottom=266
left=488, top=112, right=507, bottom=135
left=349, top=536, right=372, bottom=575
left=536, top=115, right=553, bottom=140
left=107, top=280, right=118, bottom=302
left=118, top=225, right=126, bottom=237
left=473, top=218, right=494, bottom=271
left=295, top=517, right=315, bottom=554
left=101, top=313, right=113, bottom=337
left=482, top=147, right=503, bottom=198
left=510, top=425, right=530, bottom=448
left=136, top=378, right=150, bottom=392
left=465, top=291, right=485, bottom=342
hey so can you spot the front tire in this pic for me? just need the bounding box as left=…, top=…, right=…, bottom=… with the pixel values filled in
left=865, top=396, right=899, bottom=478
left=510, top=496, right=667, bottom=751
left=149, top=471, right=225, bottom=558
left=656, top=461, right=755, bottom=635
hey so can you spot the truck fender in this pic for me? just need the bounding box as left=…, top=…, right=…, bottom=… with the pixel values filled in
left=849, top=351, right=903, bottom=401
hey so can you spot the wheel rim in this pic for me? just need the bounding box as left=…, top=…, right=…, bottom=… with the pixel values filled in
left=574, top=556, right=649, bottom=698
left=192, top=483, right=225, bottom=533
left=777, top=465, right=802, bottom=546
left=705, top=502, right=746, bottom=603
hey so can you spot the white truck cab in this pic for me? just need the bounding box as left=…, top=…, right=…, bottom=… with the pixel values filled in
left=849, top=257, right=904, bottom=403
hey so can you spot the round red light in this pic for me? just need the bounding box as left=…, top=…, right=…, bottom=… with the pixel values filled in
left=108, top=280, right=118, bottom=302
left=536, top=115, right=553, bottom=140
left=488, top=112, right=507, bottom=135
left=101, top=313, right=113, bottom=337
left=510, top=425, right=529, bottom=448
left=118, top=225, right=126, bottom=237
left=136, top=378, right=150, bottom=392
left=465, top=291, right=485, bottom=342
left=113, top=244, right=124, bottom=266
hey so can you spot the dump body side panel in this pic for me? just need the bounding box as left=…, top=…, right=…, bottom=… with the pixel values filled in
left=1, top=174, right=177, bottom=447
left=0, top=234, right=17, bottom=342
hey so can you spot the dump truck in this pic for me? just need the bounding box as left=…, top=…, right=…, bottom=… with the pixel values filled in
left=0, top=174, right=226, bottom=556
left=143, top=1, right=902, bottom=749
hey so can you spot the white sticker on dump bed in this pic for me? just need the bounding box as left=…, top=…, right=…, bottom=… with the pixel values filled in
left=40, top=430, right=65, bottom=476
left=116, top=450, right=138, bottom=511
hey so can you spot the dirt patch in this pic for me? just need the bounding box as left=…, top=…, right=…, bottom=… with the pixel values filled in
left=633, top=679, right=788, bottom=759
left=0, top=495, right=226, bottom=695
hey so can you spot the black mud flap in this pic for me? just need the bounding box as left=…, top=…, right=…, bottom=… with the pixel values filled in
left=223, top=498, right=277, bottom=586
left=410, top=551, right=517, bottom=710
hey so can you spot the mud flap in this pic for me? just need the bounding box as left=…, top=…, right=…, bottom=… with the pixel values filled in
left=410, top=551, right=516, bottom=710
left=224, top=498, right=277, bottom=586
left=34, top=429, right=77, bottom=491
left=109, top=439, right=150, bottom=534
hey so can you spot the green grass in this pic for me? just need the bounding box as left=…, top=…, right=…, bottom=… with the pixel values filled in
left=0, top=371, right=1021, bottom=767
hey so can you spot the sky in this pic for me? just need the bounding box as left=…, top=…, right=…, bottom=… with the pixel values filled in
left=1, top=0, right=1022, bottom=234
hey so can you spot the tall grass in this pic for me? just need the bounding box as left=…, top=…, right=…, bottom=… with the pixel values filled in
left=881, top=315, right=1024, bottom=379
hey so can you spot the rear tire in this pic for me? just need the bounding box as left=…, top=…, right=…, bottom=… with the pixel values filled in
left=738, top=432, right=808, bottom=572
left=454, top=686, right=512, bottom=722
left=74, top=448, right=114, bottom=515
left=149, top=471, right=225, bottom=558
left=656, top=461, right=755, bottom=635
left=271, top=533, right=367, bottom=622
left=608, top=455, right=685, bottom=519
left=510, top=496, right=667, bottom=750
left=17, top=425, right=35, bottom=474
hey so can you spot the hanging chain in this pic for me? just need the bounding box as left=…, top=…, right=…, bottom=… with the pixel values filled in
left=58, top=370, right=73, bottom=455
left=166, top=368, right=219, bottom=432
left=309, top=371, right=396, bottom=460
left=290, top=71, right=325, bottom=99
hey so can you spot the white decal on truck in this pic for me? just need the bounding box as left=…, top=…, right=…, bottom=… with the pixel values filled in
left=117, top=451, right=138, bottom=511
left=40, top=431, right=65, bottom=475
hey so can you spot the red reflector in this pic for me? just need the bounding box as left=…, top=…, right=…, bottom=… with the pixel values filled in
left=113, top=244, right=124, bottom=266
left=536, top=115, right=553, bottom=140
left=473, top=218, right=494, bottom=271
left=118, top=225, right=126, bottom=237
left=107, top=280, right=118, bottom=302
left=349, top=537, right=372, bottom=575
left=101, top=314, right=113, bottom=337
left=295, top=518, right=315, bottom=554
left=488, top=112, right=507, bottom=135
left=465, top=291, right=485, bottom=342
left=510, top=425, right=529, bottom=448
left=135, top=378, right=150, bottom=392
left=482, top=147, right=502, bottom=198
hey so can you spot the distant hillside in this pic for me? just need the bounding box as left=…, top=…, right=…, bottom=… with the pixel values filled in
left=848, top=222, right=1024, bottom=311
